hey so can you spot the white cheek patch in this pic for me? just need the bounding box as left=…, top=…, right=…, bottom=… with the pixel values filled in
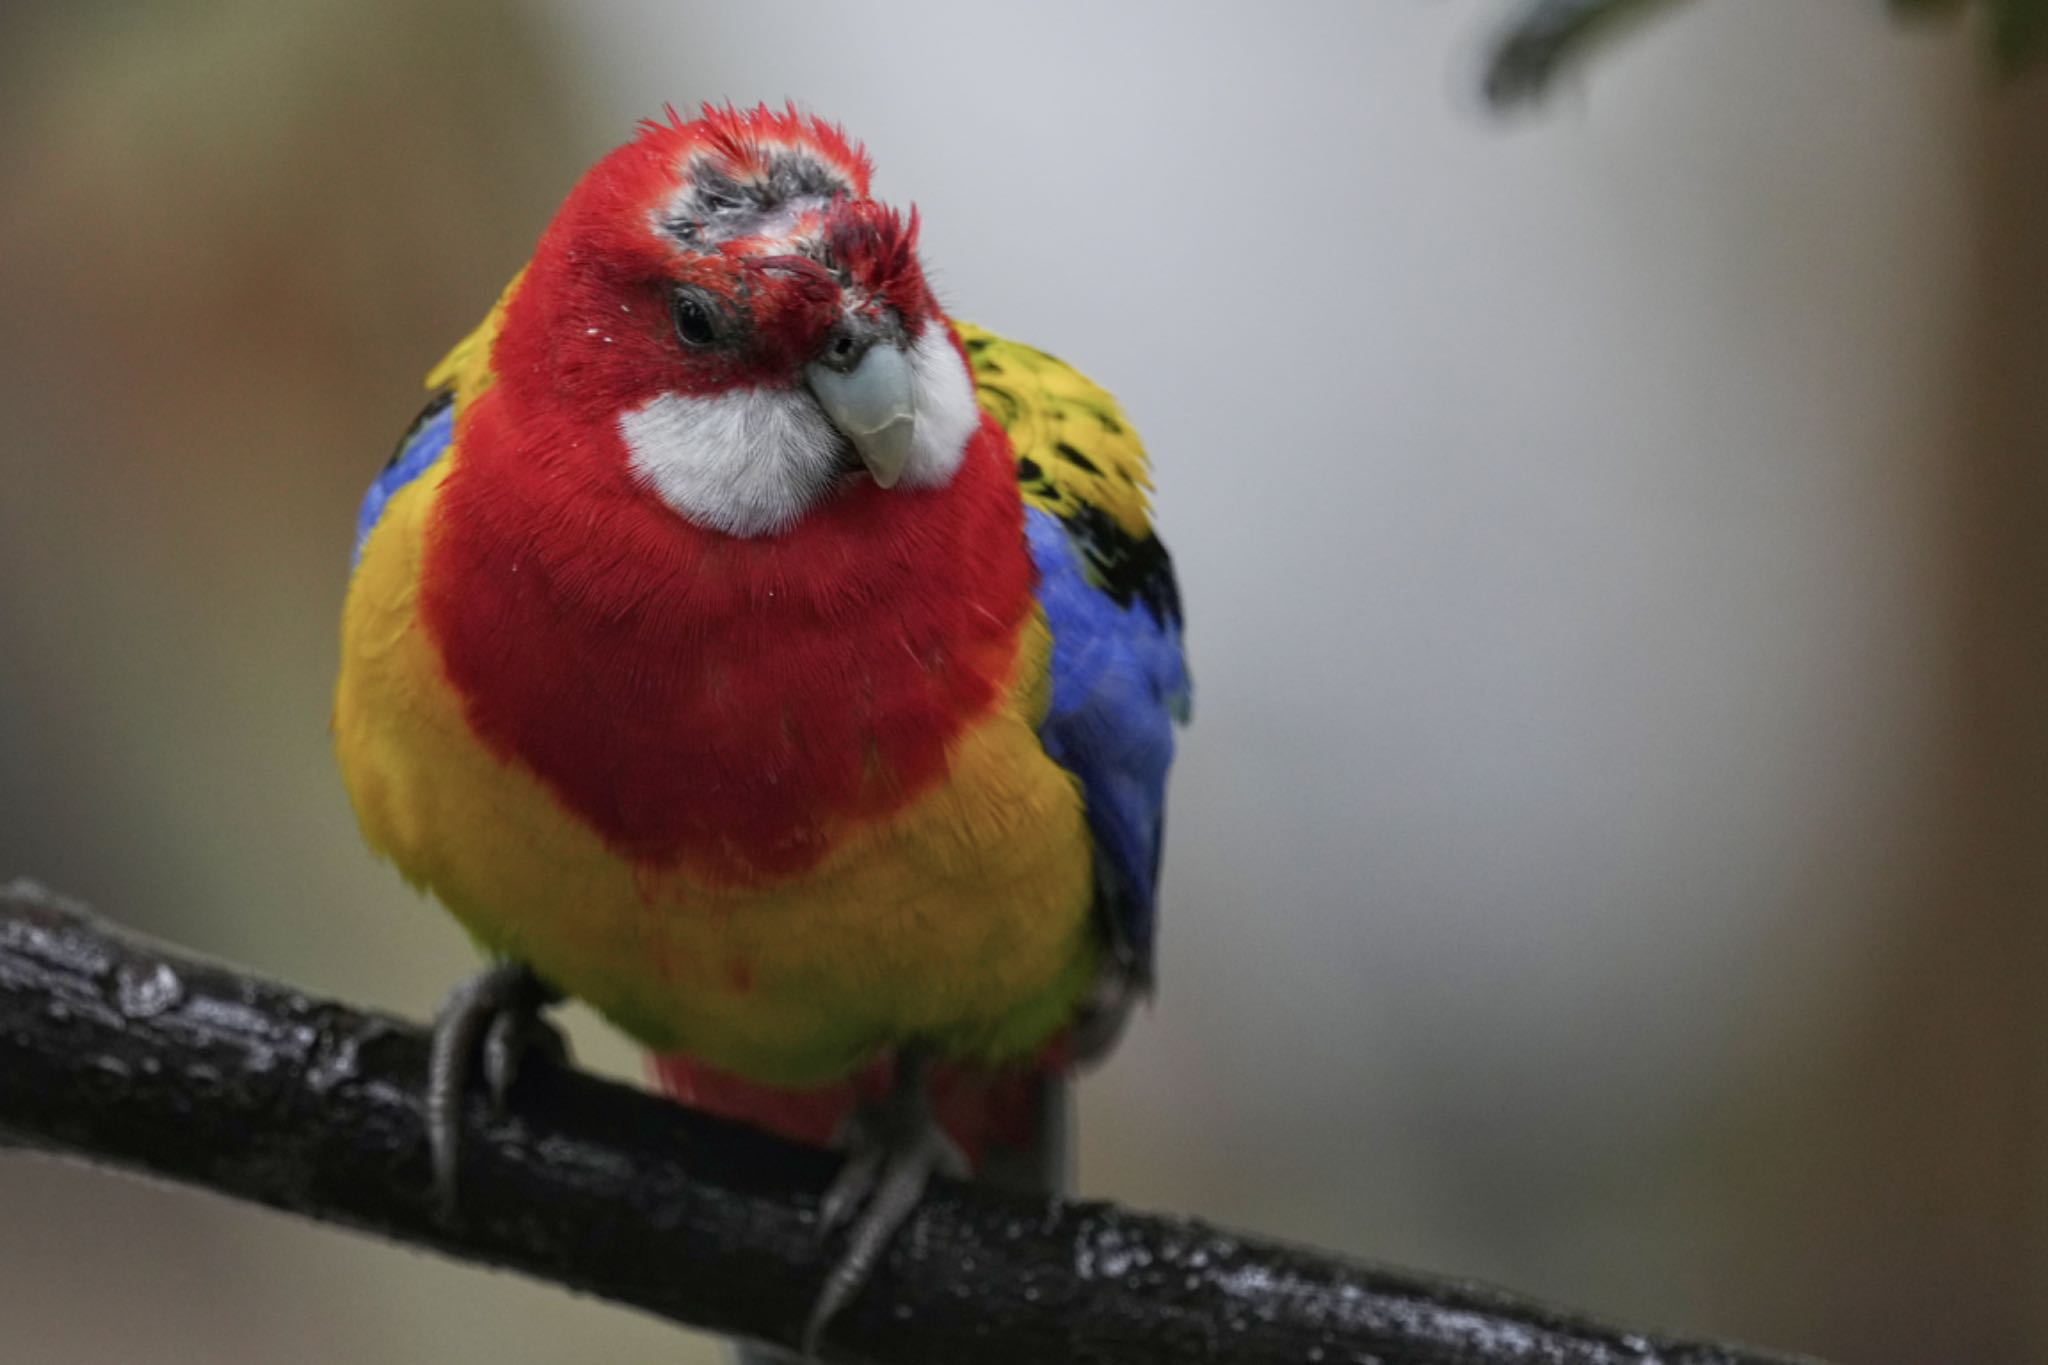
left=900, top=324, right=980, bottom=489
left=618, top=326, right=979, bottom=536
left=619, top=387, right=844, bottom=537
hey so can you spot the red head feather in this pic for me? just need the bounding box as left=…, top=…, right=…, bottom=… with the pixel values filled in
left=492, top=105, right=938, bottom=411
left=662, top=102, right=873, bottom=195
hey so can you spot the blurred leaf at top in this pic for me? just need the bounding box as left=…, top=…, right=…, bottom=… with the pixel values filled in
left=1484, top=0, right=2048, bottom=109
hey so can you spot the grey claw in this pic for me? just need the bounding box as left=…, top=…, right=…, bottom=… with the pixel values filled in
left=425, top=963, right=561, bottom=1222
left=481, top=1011, right=521, bottom=1115
left=803, top=1143, right=940, bottom=1357
left=802, top=1051, right=963, bottom=1358
left=816, top=1142, right=886, bottom=1237
left=482, top=999, right=568, bottom=1114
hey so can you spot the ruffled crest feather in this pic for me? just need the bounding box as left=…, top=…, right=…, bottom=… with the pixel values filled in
left=631, top=101, right=872, bottom=198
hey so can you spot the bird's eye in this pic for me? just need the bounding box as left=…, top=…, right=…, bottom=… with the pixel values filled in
left=670, top=291, right=722, bottom=349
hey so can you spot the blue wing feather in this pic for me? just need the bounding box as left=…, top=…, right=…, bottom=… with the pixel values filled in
left=353, top=390, right=455, bottom=563
left=1026, top=507, right=1189, bottom=979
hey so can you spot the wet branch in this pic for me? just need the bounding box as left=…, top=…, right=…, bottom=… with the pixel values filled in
left=0, top=880, right=1819, bottom=1364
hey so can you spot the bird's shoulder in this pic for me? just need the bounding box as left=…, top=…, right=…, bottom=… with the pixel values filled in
left=352, top=271, right=523, bottom=562
left=957, top=321, right=1189, bottom=978
left=958, top=322, right=1158, bottom=546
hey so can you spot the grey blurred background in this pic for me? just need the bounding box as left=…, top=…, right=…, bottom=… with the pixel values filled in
left=2, top=2, right=2042, bottom=1361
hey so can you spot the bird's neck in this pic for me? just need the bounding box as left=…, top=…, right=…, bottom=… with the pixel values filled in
left=419, top=390, right=1035, bottom=880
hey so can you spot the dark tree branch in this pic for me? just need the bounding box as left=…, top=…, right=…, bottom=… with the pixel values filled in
left=0, top=880, right=1820, bottom=1365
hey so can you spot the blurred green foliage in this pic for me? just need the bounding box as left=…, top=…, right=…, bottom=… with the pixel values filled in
left=1890, top=0, right=2048, bottom=71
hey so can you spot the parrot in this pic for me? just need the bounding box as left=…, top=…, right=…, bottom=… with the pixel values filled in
left=334, top=103, right=1188, bottom=1358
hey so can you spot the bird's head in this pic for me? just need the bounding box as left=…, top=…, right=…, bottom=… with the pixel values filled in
left=492, top=104, right=981, bottom=536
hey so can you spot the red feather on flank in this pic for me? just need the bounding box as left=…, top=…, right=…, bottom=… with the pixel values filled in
left=651, top=1039, right=1071, bottom=1170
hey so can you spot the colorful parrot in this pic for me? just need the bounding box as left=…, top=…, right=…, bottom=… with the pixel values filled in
left=334, top=104, right=1188, bottom=1357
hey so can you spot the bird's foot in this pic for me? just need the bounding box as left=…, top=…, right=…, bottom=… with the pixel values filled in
left=802, top=1050, right=966, bottom=1358
left=425, top=962, right=565, bottom=1222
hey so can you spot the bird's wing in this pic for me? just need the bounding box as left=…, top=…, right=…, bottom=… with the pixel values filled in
left=352, top=273, right=520, bottom=562
left=959, top=322, right=1190, bottom=981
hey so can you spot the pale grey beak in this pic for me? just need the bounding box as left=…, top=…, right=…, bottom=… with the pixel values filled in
left=806, top=342, right=915, bottom=489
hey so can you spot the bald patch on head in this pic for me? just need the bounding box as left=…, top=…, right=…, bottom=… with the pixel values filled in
left=659, top=151, right=856, bottom=253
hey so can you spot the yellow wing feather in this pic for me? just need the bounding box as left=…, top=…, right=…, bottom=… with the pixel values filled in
left=956, top=321, right=1157, bottom=540
left=424, top=267, right=522, bottom=403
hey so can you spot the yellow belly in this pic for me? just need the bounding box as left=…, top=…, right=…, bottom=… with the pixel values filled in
left=334, top=462, right=1098, bottom=1083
